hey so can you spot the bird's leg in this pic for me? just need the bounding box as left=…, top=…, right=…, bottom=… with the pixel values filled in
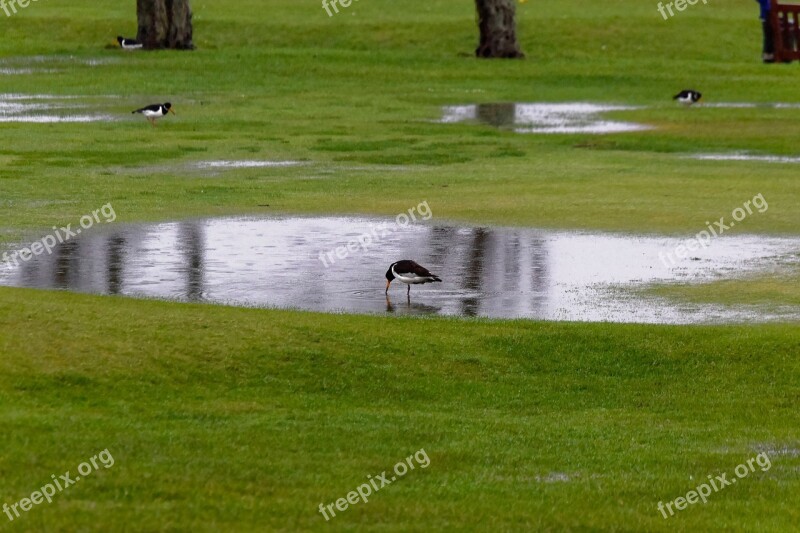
left=407, top=285, right=410, bottom=296
left=151, top=118, right=157, bottom=128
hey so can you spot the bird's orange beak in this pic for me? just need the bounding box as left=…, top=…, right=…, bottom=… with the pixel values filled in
left=169, top=108, right=176, bottom=115
left=385, top=280, right=391, bottom=294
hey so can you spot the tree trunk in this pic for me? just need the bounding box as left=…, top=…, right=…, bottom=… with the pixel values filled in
left=475, top=0, right=524, bottom=59
left=137, top=0, right=194, bottom=50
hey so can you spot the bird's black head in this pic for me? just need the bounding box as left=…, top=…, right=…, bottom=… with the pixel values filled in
left=117, top=36, right=124, bottom=44
left=385, top=263, right=396, bottom=282
left=163, top=103, right=172, bottom=109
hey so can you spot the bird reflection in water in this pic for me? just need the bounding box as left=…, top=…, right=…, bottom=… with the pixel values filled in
left=385, top=293, right=441, bottom=316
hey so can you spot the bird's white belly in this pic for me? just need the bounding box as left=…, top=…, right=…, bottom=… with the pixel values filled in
left=143, top=110, right=163, bottom=118
left=396, top=274, right=429, bottom=285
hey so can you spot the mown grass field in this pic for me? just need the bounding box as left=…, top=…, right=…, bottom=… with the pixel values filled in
left=1, top=0, right=799, bottom=531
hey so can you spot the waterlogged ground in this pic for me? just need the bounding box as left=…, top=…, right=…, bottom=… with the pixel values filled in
left=691, top=153, right=800, bottom=164
left=0, top=94, right=116, bottom=123
left=438, top=102, right=800, bottom=139
left=439, top=103, right=650, bottom=134
left=1, top=216, right=798, bottom=324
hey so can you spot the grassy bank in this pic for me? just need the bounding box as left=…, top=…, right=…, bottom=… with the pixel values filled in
left=1, top=288, right=799, bottom=531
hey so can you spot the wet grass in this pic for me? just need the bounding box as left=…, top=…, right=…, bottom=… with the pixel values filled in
left=1, top=288, right=799, bottom=531
left=1, top=0, right=799, bottom=530
left=646, top=261, right=800, bottom=308
left=1, top=2, right=799, bottom=237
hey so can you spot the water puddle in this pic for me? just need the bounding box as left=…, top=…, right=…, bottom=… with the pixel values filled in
left=701, top=102, right=800, bottom=109
left=0, top=56, right=116, bottom=66
left=193, top=160, right=306, bottom=169
left=439, top=103, right=650, bottom=134
left=0, top=94, right=115, bottom=123
left=0, top=68, right=57, bottom=75
left=1, top=216, right=798, bottom=324
left=691, top=152, right=800, bottom=164
left=0, top=57, right=116, bottom=76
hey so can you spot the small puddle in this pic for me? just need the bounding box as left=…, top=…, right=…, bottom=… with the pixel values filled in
left=1, top=216, right=798, bottom=324
left=691, top=152, right=800, bottom=164
left=440, top=103, right=650, bottom=134
left=193, top=160, right=306, bottom=169
left=701, top=102, right=800, bottom=109
left=0, top=94, right=115, bottom=123
left=0, top=68, right=57, bottom=75
left=0, top=57, right=116, bottom=76
left=0, top=56, right=116, bottom=66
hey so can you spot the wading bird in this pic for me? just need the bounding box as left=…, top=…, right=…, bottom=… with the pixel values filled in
left=673, top=89, right=702, bottom=105
left=132, top=103, right=175, bottom=127
left=385, top=260, right=442, bottom=296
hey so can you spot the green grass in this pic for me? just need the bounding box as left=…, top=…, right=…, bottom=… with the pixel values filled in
left=1, top=0, right=800, bottom=530
left=1, top=1, right=800, bottom=236
left=1, top=288, right=799, bottom=531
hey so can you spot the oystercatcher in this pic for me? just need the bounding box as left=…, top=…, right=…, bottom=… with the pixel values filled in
left=132, top=103, right=175, bottom=127
left=673, top=90, right=702, bottom=105
left=385, top=260, right=442, bottom=295
left=117, top=36, right=143, bottom=50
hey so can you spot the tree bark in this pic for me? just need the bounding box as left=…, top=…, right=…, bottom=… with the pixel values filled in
left=137, top=0, right=194, bottom=50
left=475, top=0, right=524, bottom=59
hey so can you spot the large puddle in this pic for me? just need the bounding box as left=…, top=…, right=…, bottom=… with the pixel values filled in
left=1, top=216, right=798, bottom=324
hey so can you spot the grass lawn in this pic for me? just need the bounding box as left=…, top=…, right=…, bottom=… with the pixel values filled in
left=1, top=288, right=799, bottom=531
left=1, top=0, right=799, bottom=530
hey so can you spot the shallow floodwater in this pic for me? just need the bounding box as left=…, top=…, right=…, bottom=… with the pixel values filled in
left=0, top=94, right=115, bottom=123
left=1, top=216, right=798, bottom=324
left=440, top=103, right=649, bottom=134
left=691, top=152, right=800, bottom=164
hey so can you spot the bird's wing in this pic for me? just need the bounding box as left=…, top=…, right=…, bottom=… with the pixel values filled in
left=133, top=104, right=159, bottom=114
left=403, top=260, right=435, bottom=277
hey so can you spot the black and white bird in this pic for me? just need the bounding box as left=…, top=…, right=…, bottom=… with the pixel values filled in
left=117, top=36, right=143, bottom=50
left=132, top=103, right=175, bottom=127
left=385, top=260, right=442, bottom=295
left=673, top=89, right=702, bottom=106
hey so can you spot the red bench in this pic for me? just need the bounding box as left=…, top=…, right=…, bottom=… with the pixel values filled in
left=771, top=2, right=800, bottom=62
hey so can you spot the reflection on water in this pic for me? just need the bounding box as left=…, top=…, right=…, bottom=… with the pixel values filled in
left=440, top=103, right=650, bottom=134
left=1, top=216, right=799, bottom=324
